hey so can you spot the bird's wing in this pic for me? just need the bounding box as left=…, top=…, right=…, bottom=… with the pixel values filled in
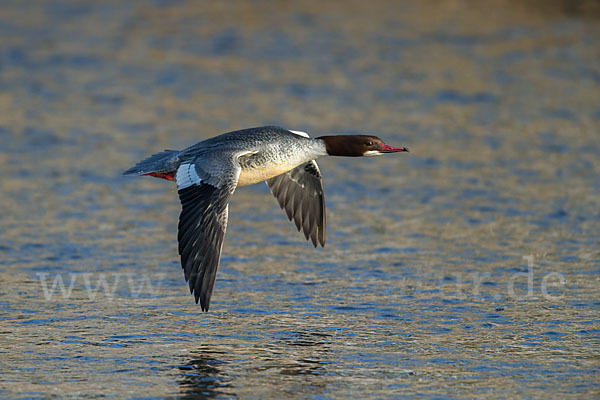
left=175, top=154, right=242, bottom=311
left=266, top=160, right=325, bottom=247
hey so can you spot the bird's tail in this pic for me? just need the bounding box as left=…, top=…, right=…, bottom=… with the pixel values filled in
left=123, top=149, right=180, bottom=178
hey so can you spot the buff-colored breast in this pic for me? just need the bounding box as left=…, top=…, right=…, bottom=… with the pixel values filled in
left=237, top=163, right=297, bottom=187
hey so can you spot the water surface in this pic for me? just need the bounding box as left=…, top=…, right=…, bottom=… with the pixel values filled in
left=1, top=0, right=599, bottom=398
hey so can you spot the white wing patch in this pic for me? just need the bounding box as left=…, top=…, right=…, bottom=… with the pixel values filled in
left=176, top=163, right=202, bottom=190
left=289, top=129, right=310, bottom=138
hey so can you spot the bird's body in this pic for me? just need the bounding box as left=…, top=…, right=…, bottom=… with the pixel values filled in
left=124, top=126, right=408, bottom=311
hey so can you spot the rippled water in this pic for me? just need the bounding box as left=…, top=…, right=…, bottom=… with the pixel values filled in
left=1, top=0, right=599, bottom=398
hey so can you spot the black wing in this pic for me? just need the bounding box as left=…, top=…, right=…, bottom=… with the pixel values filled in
left=266, top=161, right=325, bottom=247
left=177, top=182, right=233, bottom=311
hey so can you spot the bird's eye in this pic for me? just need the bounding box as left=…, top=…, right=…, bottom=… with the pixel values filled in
left=366, top=141, right=373, bottom=146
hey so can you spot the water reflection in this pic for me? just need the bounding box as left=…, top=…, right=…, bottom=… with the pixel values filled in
left=177, top=331, right=333, bottom=398
left=273, top=330, right=333, bottom=376
left=279, top=330, right=330, bottom=348
left=178, top=348, right=233, bottom=399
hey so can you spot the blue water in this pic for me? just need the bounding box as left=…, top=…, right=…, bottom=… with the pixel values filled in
left=1, top=0, right=599, bottom=398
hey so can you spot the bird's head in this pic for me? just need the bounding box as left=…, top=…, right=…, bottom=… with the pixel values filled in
left=317, top=135, right=409, bottom=157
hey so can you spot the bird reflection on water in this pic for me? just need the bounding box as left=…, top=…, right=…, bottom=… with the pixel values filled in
left=178, top=331, right=332, bottom=397
left=178, top=350, right=233, bottom=399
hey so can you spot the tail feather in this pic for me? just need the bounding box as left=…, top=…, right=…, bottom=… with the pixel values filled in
left=123, top=149, right=179, bottom=176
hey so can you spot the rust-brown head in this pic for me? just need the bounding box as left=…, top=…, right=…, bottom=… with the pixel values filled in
left=317, top=135, right=409, bottom=157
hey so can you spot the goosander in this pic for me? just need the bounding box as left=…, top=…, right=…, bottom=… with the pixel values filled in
left=124, top=126, right=408, bottom=311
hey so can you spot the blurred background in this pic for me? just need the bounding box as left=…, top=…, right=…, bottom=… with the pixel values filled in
left=1, top=0, right=599, bottom=398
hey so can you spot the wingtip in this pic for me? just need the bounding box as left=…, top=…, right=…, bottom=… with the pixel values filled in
left=319, top=228, right=325, bottom=247
left=200, top=297, right=210, bottom=312
left=191, top=287, right=210, bottom=311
